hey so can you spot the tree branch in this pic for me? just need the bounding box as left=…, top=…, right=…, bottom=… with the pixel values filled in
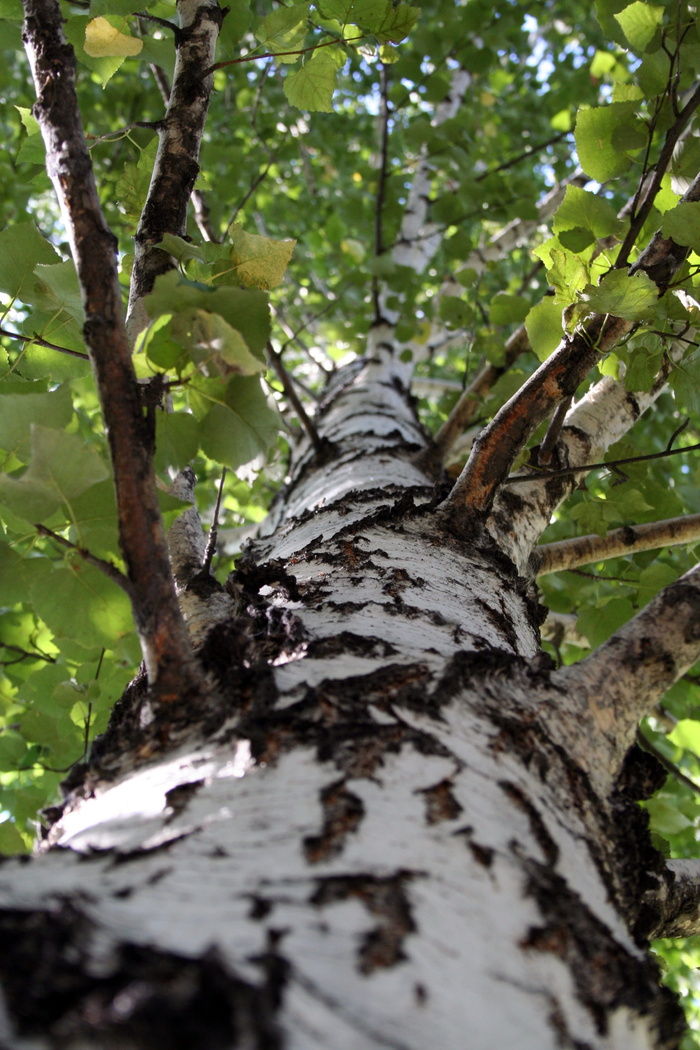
left=649, top=859, right=700, bottom=939
left=430, top=324, right=530, bottom=463
left=372, top=61, right=391, bottom=325
left=508, top=431, right=700, bottom=487
left=557, top=562, right=700, bottom=779
left=616, top=81, right=700, bottom=269
left=36, top=525, right=132, bottom=594
left=202, top=467, right=226, bottom=573
left=0, top=326, right=89, bottom=360
left=126, top=0, right=225, bottom=342
left=537, top=513, right=700, bottom=575
left=267, top=342, right=322, bottom=452
left=441, top=170, right=700, bottom=526
left=22, top=0, right=207, bottom=701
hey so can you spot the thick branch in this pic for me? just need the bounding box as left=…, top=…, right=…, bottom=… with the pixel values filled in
left=22, top=0, right=204, bottom=700
left=126, top=0, right=224, bottom=341
left=537, top=513, right=700, bottom=575
left=442, top=170, right=700, bottom=525
left=652, top=860, right=700, bottom=939
left=488, top=347, right=682, bottom=572
left=430, top=324, right=530, bottom=462
left=442, top=313, right=632, bottom=521
left=558, top=562, right=700, bottom=776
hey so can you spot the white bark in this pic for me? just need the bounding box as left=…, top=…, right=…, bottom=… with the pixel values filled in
left=0, top=360, right=692, bottom=1050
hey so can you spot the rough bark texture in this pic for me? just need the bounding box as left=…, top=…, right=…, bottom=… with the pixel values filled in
left=0, top=350, right=691, bottom=1050
left=21, top=0, right=204, bottom=702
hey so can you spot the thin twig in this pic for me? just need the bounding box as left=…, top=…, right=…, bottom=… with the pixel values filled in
left=373, top=62, right=391, bottom=324
left=637, top=726, right=700, bottom=798
left=538, top=397, right=572, bottom=467
left=267, top=342, right=323, bottom=452
left=508, top=434, right=700, bottom=486
left=474, top=131, right=569, bottom=182
left=226, top=157, right=277, bottom=232
left=202, top=468, right=227, bottom=574
left=203, top=33, right=364, bottom=77
left=85, top=120, right=161, bottom=144
left=0, top=326, right=89, bottom=360
left=36, top=524, right=132, bottom=595
left=617, top=81, right=700, bottom=269
left=0, top=641, right=55, bottom=664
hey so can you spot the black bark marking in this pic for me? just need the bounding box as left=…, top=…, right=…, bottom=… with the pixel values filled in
left=418, top=778, right=463, bottom=824
left=468, top=841, right=495, bottom=867
left=304, top=780, right=365, bottom=862
left=520, top=862, right=685, bottom=1049
left=164, top=779, right=205, bottom=820
left=311, top=873, right=417, bottom=974
left=499, top=780, right=559, bottom=868
left=0, top=904, right=287, bottom=1050
left=249, top=897, right=273, bottom=920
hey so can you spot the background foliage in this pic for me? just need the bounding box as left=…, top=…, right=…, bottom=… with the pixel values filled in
left=3, top=0, right=700, bottom=1039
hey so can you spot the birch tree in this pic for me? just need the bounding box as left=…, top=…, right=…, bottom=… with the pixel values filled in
left=3, top=0, right=700, bottom=1047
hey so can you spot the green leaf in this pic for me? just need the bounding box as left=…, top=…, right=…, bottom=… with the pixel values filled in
left=569, top=500, right=610, bottom=536
left=661, top=201, right=700, bottom=252
left=154, top=413, right=200, bottom=475
left=623, top=342, right=664, bottom=391
left=0, top=540, right=30, bottom=606
left=577, top=597, right=634, bottom=647
left=582, top=269, right=658, bottom=320
left=256, top=2, right=310, bottom=59
left=372, top=2, right=420, bottom=43
left=614, top=1, right=664, bottom=52
left=284, top=49, right=339, bottom=111
left=489, top=293, right=530, bottom=326
left=0, top=382, right=73, bottom=462
left=439, top=296, right=475, bottom=328
left=154, top=233, right=206, bottom=266
left=198, top=376, right=281, bottom=472
left=575, top=103, right=640, bottom=181
left=537, top=245, right=590, bottom=304
left=553, top=185, right=622, bottom=240
left=0, top=0, right=22, bottom=17
left=669, top=719, right=700, bottom=752
left=646, top=794, right=695, bottom=836
left=33, top=261, right=84, bottom=324
left=15, top=106, right=45, bottom=165
left=525, top=298, right=563, bottom=362
left=30, top=560, right=132, bottom=649
left=145, top=272, right=270, bottom=355
left=0, top=730, right=26, bottom=772
left=0, top=820, right=29, bottom=855
left=18, top=312, right=91, bottom=381
left=0, top=426, right=109, bottom=523
left=316, top=0, right=380, bottom=24
left=669, top=349, right=700, bottom=416
left=170, top=309, right=265, bottom=376
left=0, top=223, right=60, bottom=303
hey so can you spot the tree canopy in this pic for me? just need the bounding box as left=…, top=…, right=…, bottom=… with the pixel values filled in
left=4, top=0, right=700, bottom=1039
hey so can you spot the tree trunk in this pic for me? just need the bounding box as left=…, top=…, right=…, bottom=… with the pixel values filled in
left=0, top=350, right=688, bottom=1050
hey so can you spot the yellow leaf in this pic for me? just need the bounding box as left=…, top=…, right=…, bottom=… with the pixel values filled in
left=228, top=225, right=296, bottom=290
left=84, top=17, right=143, bottom=58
